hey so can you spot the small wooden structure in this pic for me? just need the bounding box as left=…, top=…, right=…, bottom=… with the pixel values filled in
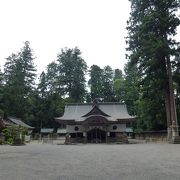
left=4, top=117, right=34, bottom=133
left=0, top=117, right=34, bottom=144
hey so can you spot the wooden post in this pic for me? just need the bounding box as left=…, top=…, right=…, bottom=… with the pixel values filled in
left=91, top=128, right=92, bottom=143
left=105, top=126, right=108, bottom=143
left=96, top=128, right=97, bottom=143
left=84, top=132, right=87, bottom=143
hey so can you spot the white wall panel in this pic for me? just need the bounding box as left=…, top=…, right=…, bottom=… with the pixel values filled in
left=67, top=125, right=84, bottom=133
left=107, top=124, right=126, bottom=132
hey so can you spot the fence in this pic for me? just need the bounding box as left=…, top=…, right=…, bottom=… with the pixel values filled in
left=135, top=130, right=167, bottom=142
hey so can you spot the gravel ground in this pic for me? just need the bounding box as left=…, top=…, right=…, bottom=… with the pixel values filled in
left=0, top=142, right=180, bottom=180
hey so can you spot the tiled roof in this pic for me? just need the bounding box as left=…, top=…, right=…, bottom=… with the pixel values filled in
left=7, top=117, right=34, bottom=129
left=55, top=102, right=135, bottom=122
left=40, top=128, right=54, bottom=133
left=57, top=128, right=67, bottom=134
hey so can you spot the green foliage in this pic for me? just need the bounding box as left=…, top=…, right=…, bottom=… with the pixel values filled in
left=2, top=125, right=28, bottom=145
left=88, top=65, right=116, bottom=102
left=113, top=79, right=125, bottom=102
left=0, top=67, right=4, bottom=116
left=57, top=47, right=87, bottom=102
left=123, top=63, right=141, bottom=115
left=38, top=71, right=48, bottom=98
left=4, top=37, right=179, bottom=133
left=114, top=69, right=123, bottom=81
left=113, top=68, right=125, bottom=102
left=3, top=41, right=36, bottom=120
left=173, top=51, right=180, bottom=124
left=45, top=62, right=59, bottom=95
left=88, top=65, right=104, bottom=100
left=2, top=127, right=12, bottom=144
left=32, top=47, right=88, bottom=128
left=102, top=66, right=115, bottom=102
left=126, top=0, right=180, bottom=131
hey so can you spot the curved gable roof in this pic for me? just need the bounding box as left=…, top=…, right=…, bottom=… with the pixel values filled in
left=82, top=104, right=110, bottom=117
left=55, top=102, right=135, bottom=122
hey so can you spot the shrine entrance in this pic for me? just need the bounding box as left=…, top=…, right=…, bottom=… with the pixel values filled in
left=87, top=127, right=106, bottom=143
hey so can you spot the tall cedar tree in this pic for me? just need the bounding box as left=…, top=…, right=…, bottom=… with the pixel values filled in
left=113, top=69, right=125, bottom=102
left=35, top=68, right=65, bottom=128
left=126, top=0, right=180, bottom=131
left=45, top=62, right=59, bottom=95
left=102, top=66, right=115, bottom=102
left=0, top=67, right=4, bottom=116
left=88, top=65, right=104, bottom=101
left=57, top=47, right=87, bottom=102
left=173, top=50, right=180, bottom=124
left=89, top=65, right=117, bottom=102
left=114, top=69, right=123, bottom=81
left=38, top=71, right=48, bottom=98
left=3, top=41, right=36, bottom=120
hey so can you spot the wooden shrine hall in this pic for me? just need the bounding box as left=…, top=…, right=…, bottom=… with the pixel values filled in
left=55, top=100, right=135, bottom=143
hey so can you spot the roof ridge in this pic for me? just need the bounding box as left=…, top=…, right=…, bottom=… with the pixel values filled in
left=66, top=102, right=125, bottom=106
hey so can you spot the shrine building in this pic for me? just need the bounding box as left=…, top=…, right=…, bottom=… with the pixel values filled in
left=55, top=100, right=135, bottom=143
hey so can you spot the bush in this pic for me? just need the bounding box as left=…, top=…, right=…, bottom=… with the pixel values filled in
left=2, top=128, right=12, bottom=143
left=7, top=137, right=13, bottom=145
left=2, top=125, right=28, bottom=145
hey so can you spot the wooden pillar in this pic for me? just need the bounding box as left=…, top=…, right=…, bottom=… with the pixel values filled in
left=90, top=127, right=93, bottom=143
left=84, top=132, right=87, bottom=143
left=105, top=126, right=108, bottom=143
left=96, top=127, right=97, bottom=143
left=83, top=125, right=87, bottom=143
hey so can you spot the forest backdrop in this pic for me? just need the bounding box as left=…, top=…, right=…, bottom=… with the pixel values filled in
left=0, top=0, right=180, bottom=133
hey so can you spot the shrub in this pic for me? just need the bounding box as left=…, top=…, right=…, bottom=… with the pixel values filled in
left=2, top=125, right=28, bottom=145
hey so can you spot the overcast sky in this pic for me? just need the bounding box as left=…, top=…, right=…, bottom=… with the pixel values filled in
left=0, top=0, right=180, bottom=75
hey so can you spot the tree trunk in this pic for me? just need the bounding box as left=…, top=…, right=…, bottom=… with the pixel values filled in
left=166, top=56, right=179, bottom=138
left=162, top=57, right=172, bottom=140
left=165, top=91, right=172, bottom=140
